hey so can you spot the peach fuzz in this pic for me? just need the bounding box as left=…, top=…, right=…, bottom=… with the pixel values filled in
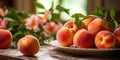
left=73, top=29, right=94, bottom=48
left=113, top=27, right=120, bottom=47
left=17, top=35, right=40, bottom=56
left=63, top=21, right=78, bottom=33
left=95, top=30, right=116, bottom=49
left=82, top=16, right=97, bottom=28
left=0, top=29, right=12, bottom=49
left=88, top=18, right=109, bottom=35
left=56, top=27, right=74, bottom=46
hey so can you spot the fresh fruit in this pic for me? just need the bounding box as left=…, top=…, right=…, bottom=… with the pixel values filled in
left=56, top=21, right=78, bottom=47
left=82, top=16, right=97, bottom=28
left=73, top=29, right=94, bottom=48
left=95, top=30, right=116, bottom=49
left=17, top=35, right=40, bottom=56
left=0, top=29, right=12, bottom=49
left=88, top=18, right=109, bottom=35
left=56, top=27, right=74, bottom=46
left=63, top=21, right=78, bottom=33
left=113, top=27, right=120, bottom=47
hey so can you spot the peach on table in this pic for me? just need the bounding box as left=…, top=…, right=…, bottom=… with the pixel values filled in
left=17, top=35, right=40, bottom=56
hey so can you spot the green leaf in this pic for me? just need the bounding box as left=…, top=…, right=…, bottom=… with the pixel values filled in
left=76, top=21, right=84, bottom=29
left=97, top=6, right=105, bottom=16
left=4, top=17, right=14, bottom=21
left=17, top=12, right=29, bottom=19
left=104, top=11, right=108, bottom=19
left=5, top=13, right=19, bottom=21
left=72, top=13, right=85, bottom=29
left=13, top=31, right=23, bottom=40
left=72, top=13, right=85, bottom=18
left=4, top=8, right=29, bottom=21
left=8, top=7, right=16, bottom=13
left=51, top=13, right=60, bottom=23
left=110, top=6, right=119, bottom=28
left=49, top=1, right=54, bottom=13
left=92, top=6, right=107, bottom=19
left=34, top=1, right=45, bottom=9
left=107, top=21, right=115, bottom=30
left=37, top=12, right=45, bottom=14
left=56, top=5, right=70, bottom=15
left=110, top=6, right=115, bottom=20
left=5, top=8, right=20, bottom=21
left=117, top=19, right=120, bottom=24
left=64, top=9, right=69, bottom=15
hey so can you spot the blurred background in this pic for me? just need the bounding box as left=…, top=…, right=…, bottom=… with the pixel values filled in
left=0, top=0, right=120, bottom=20
left=0, top=0, right=120, bottom=48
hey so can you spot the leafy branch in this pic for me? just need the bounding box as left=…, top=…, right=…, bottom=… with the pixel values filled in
left=34, top=0, right=70, bottom=23
left=110, top=6, right=118, bottom=29
left=92, top=6, right=119, bottom=30
left=71, top=13, right=85, bottom=29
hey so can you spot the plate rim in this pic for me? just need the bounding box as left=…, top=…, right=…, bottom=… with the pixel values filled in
left=50, top=40, right=120, bottom=56
left=49, top=40, right=120, bottom=51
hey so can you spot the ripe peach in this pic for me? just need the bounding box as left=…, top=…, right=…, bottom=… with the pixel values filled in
left=95, top=30, right=116, bottom=49
left=82, top=16, right=97, bottom=28
left=73, top=29, right=94, bottom=48
left=18, top=35, right=40, bottom=56
left=113, top=27, right=120, bottom=47
left=63, top=21, right=78, bottom=33
left=88, top=18, right=109, bottom=35
left=0, top=29, right=12, bottom=49
left=56, top=27, right=75, bottom=46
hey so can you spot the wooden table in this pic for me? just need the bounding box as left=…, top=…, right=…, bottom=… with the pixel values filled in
left=0, top=45, right=119, bottom=60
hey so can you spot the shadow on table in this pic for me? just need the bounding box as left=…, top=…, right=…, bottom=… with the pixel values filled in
left=17, top=55, right=39, bottom=60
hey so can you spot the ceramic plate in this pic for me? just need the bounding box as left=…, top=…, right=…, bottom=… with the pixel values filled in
left=50, top=40, right=120, bottom=56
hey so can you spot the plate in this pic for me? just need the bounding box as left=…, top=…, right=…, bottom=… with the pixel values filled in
left=49, top=40, right=120, bottom=56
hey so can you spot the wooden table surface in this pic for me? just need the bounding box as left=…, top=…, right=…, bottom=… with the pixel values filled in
left=0, top=45, right=120, bottom=60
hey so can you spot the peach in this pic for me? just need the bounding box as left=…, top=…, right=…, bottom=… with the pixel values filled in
left=88, top=18, right=109, bottom=35
left=56, top=27, right=75, bottom=46
left=0, top=29, right=12, bottom=49
left=17, top=35, right=40, bottom=56
left=113, top=27, right=120, bottom=47
left=82, top=16, right=97, bottom=28
left=73, top=29, right=94, bottom=48
left=63, top=21, right=78, bottom=33
left=95, top=30, right=116, bottom=49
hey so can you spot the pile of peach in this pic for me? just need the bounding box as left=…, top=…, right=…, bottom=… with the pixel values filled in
left=0, top=29, right=40, bottom=56
left=56, top=16, right=120, bottom=49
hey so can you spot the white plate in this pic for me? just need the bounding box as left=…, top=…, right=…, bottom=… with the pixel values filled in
left=50, top=40, right=120, bottom=56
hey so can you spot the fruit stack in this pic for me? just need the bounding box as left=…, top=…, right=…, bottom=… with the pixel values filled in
left=56, top=16, right=120, bottom=49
